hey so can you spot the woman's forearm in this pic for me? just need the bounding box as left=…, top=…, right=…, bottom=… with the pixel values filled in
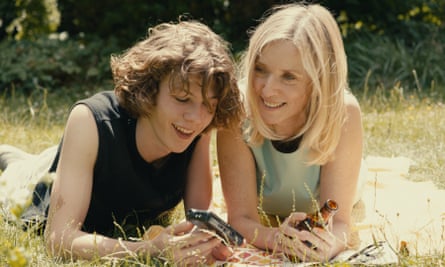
left=331, top=220, right=350, bottom=255
left=232, top=216, right=278, bottom=250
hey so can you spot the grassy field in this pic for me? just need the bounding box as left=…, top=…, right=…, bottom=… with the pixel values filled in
left=1, top=87, right=444, bottom=266
left=359, top=88, right=445, bottom=189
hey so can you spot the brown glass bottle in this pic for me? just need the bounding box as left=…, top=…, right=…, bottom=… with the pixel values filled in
left=293, top=199, right=338, bottom=250
left=296, top=199, right=338, bottom=231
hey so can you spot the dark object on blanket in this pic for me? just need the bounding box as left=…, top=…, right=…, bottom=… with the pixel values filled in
left=186, top=208, right=244, bottom=246
left=20, top=181, right=52, bottom=234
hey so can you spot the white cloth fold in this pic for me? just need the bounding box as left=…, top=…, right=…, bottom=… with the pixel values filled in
left=0, top=145, right=57, bottom=219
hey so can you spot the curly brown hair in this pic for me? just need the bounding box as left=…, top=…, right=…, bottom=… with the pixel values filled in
left=112, top=20, right=244, bottom=132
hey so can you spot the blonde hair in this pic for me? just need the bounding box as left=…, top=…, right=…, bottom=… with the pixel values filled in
left=112, top=20, right=244, bottom=132
left=242, top=3, right=348, bottom=165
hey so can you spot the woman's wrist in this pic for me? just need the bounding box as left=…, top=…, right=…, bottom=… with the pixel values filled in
left=266, top=228, right=282, bottom=251
left=330, top=223, right=349, bottom=257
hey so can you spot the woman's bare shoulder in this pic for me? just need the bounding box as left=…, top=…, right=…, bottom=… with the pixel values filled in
left=343, top=91, right=362, bottom=126
left=344, top=91, right=360, bottom=109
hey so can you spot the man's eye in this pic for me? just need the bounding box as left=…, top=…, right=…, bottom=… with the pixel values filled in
left=208, top=103, right=217, bottom=113
left=175, top=96, right=189, bottom=103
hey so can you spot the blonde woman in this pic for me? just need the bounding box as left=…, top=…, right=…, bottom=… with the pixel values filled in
left=217, top=3, right=366, bottom=262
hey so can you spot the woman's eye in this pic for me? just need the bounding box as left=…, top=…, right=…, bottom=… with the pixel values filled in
left=254, top=65, right=265, bottom=73
left=283, top=73, right=296, bottom=81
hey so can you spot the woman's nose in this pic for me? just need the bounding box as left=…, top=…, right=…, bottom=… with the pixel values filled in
left=260, top=75, right=278, bottom=97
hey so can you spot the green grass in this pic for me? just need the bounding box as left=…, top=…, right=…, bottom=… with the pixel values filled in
left=359, top=86, right=445, bottom=189
left=1, top=86, right=445, bottom=266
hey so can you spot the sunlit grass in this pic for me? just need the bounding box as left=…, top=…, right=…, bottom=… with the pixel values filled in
left=0, top=88, right=88, bottom=152
left=1, top=86, right=445, bottom=266
left=358, top=87, right=445, bottom=189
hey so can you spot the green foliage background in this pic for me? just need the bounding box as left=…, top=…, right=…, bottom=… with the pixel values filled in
left=1, top=1, right=445, bottom=266
left=0, top=0, right=444, bottom=96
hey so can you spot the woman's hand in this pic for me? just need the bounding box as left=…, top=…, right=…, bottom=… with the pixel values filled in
left=273, top=212, right=337, bottom=262
left=149, top=221, right=232, bottom=265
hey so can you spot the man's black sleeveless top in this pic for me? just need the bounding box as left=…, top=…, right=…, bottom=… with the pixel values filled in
left=50, top=91, right=198, bottom=237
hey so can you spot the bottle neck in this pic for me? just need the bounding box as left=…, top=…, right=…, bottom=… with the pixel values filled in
left=318, top=199, right=338, bottom=224
left=295, top=200, right=338, bottom=230
left=317, top=209, right=335, bottom=225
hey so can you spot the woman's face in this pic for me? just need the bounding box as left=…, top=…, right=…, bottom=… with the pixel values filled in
left=146, top=74, right=217, bottom=154
left=252, top=40, right=311, bottom=137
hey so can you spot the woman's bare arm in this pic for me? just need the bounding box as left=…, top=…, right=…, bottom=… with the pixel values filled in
left=217, top=129, right=280, bottom=249
left=318, top=93, right=364, bottom=256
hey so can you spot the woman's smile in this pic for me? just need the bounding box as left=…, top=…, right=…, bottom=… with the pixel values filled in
left=262, top=98, right=286, bottom=109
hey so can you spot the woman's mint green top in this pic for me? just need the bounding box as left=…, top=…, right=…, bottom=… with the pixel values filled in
left=249, top=139, right=320, bottom=217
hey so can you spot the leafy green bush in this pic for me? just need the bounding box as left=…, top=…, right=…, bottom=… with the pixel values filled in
left=0, top=33, right=118, bottom=94
left=346, top=30, right=445, bottom=94
left=5, top=0, right=60, bottom=40
left=328, top=0, right=444, bottom=43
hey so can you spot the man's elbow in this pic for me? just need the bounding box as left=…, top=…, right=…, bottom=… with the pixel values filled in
left=44, top=227, right=72, bottom=259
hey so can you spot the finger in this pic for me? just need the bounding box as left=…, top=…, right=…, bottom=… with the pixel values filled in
left=312, top=227, right=336, bottom=245
left=285, top=212, right=307, bottom=226
left=178, top=237, right=221, bottom=264
left=279, top=223, right=299, bottom=239
left=206, top=254, right=217, bottom=265
left=143, top=225, right=165, bottom=240
left=289, top=212, right=308, bottom=221
left=176, top=249, right=206, bottom=266
left=169, top=221, right=195, bottom=235
left=277, top=232, right=316, bottom=261
left=278, top=233, right=300, bottom=254
left=212, top=243, right=233, bottom=260
left=171, top=230, right=211, bottom=248
left=277, top=224, right=329, bottom=262
left=190, top=252, right=216, bottom=266
left=280, top=212, right=309, bottom=238
left=309, top=228, right=336, bottom=253
left=166, top=230, right=210, bottom=251
left=288, top=239, right=323, bottom=262
left=194, top=227, right=224, bottom=241
left=295, top=230, right=325, bottom=251
left=293, top=236, right=331, bottom=262
left=297, top=248, right=320, bottom=262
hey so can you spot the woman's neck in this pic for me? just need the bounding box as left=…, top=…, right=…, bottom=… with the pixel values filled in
left=270, top=114, right=306, bottom=140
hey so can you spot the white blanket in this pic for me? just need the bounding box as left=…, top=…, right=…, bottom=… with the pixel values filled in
left=211, top=155, right=445, bottom=264
left=357, top=156, right=445, bottom=256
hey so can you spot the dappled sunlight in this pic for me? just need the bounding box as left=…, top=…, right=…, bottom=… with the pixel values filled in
left=358, top=156, right=445, bottom=256
left=210, top=156, right=445, bottom=265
